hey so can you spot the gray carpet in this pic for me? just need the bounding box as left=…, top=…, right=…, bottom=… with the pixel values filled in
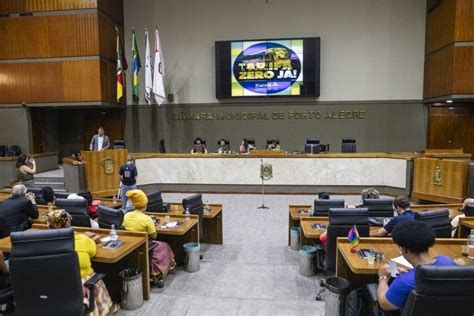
left=116, top=193, right=363, bottom=315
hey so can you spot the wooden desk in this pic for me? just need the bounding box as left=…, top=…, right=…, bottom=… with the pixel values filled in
left=411, top=203, right=462, bottom=219
left=458, top=217, right=474, bottom=238
left=147, top=203, right=223, bottom=245
left=288, top=205, right=311, bottom=245
left=152, top=214, right=199, bottom=264
left=0, top=224, right=150, bottom=302
left=300, top=217, right=380, bottom=246
left=336, top=237, right=470, bottom=288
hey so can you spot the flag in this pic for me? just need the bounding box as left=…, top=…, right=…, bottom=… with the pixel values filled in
left=131, top=29, right=141, bottom=102
left=116, top=28, right=128, bottom=102
left=348, top=225, right=360, bottom=248
left=152, top=29, right=166, bottom=105
left=144, top=30, right=153, bottom=105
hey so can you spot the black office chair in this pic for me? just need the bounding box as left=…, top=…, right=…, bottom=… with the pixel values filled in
left=10, top=228, right=105, bottom=315
left=367, top=265, right=474, bottom=316
left=146, top=191, right=164, bottom=212
left=193, top=138, right=206, bottom=146
left=8, top=145, right=21, bottom=156
left=4, top=151, right=14, bottom=157
left=342, top=138, right=356, bottom=153
left=306, top=138, right=320, bottom=145
left=464, top=203, right=474, bottom=217
left=313, top=199, right=345, bottom=216
left=0, top=145, right=6, bottom=157
left=362, top=198, right=394, bottom=218
left=326, top=208, right=369, bottom=272
left=246, top=138, right=256, bottom=147
left=414, top=209, right=451, bottom=238
left=97, top=205, right=124, bottom=229
left=266, top=139, right=280, bottom=146
left=113, top=140, right=126, bottom=149
left=159, top=139, right=166, bottom=153
left=55, top=198, right=91, bottom=228
left=27, top=187, right=46, bottom=205
left=54, top=191, right=71, bottom=199
left=182, top=194, right=204, bottom=239
left=217, top=139, right=230, bottom=145
left=304, top=143, right=320, bottom=154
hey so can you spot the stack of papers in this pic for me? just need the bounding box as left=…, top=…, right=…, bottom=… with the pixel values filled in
left=390, top=256, right=414, bottom=269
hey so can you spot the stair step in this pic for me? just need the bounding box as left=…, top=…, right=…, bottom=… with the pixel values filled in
left=34, top=181, right=65, bottom=190
left=33, top=177, right=65, bottom=183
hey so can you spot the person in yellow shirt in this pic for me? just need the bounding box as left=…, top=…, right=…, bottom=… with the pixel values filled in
left=124, top=190, right=176, bottom=285
left=47, top=209, right=118, bottom=315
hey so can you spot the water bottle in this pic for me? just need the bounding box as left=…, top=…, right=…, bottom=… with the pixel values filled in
left=185, top=207, right=190, bottom=221
left=110, top=224, right=119, bottom=241
left=112, top=195, right=117, bottom=203
left=468, top=229, right=474, bottom=259
left=205, top=201, right=211, bottom=212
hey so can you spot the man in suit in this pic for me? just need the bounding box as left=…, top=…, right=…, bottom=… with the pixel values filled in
left=0, top=184, right=39, bottom=233
left=89, top=127, right=110, bottom=151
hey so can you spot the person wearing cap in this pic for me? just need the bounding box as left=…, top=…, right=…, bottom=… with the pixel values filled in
left=123, top=190, right=175, bottom=285
left=47, top=209, right=119, bottom=315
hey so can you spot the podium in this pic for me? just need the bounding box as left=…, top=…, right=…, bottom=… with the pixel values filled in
left=80, top=149, right=128, bottom=197
left=412, top=157, right=469, bottom=203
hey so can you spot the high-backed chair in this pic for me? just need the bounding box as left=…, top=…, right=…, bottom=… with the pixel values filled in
left=0, top=145, right=6, bottom=157
left=306, top=138, right=320, bottom=145
left=326, top=208, right=369, bottom=272
left=97, top=205, right=124, bottom=229
left=193, top=139, right=206, bottom=146
left=54, top=191, right=71, bottom=199
left=341, top=138, right=356, bottom=153
left=182, top=194, right=204, bottom=238
left=313, top=199, right=345, bottom=216
left=10, top=228, right=105, bottom=315
left=464, top=203, right=474, bottom=217
left=246, top=138, right=256, bottom=147
left=414, top=209, right=451, bottom=238
left=362, top=198, right=394, bottom=218
left=159, top=139, right=166, bottom=153
left=266, top=139, right=280, bottom=146
left=113, top=140, right=126, bottom=149
left=27, top=187, right=46, bottom=205
left=217, top=139, right=230, bottom=145
left=55, top=198, right=91, bottom=228
left=146, top=191, right=164, bottom=212
left=8, top=145, right=21, bottom=156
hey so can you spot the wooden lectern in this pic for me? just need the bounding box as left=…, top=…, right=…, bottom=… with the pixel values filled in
left=412, top=157, right=469, bottom=203
left=80, top=149, right=128, bottom=197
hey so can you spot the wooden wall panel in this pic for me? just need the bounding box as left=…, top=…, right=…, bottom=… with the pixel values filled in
left=97, top=0, right=123, bottom=25
left=100, top=59, right=120, bottom=104
left=425, top=0, right=456, bottom=54
left=0, top=60, right=101, bottom=103
left=0, top=0, right=97, bottom=13
left=98, top=12, right=120, bottom=61
left=455, top=0, right=474, bottom=41
left=423, top=46, right=454, bottom=99
left=0, top=13, right=99, bottom=59
left=452, top=46, right=474, bottom=93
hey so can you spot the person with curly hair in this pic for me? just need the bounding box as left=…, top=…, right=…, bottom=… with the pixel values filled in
left=376, top=221, right=456, bottom=312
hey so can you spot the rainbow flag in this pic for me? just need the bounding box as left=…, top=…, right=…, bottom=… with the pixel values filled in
left=131, top=29, right=141, bottom=102
left=116, top=28, right=128, bottom=102
left=348, top=225, right=360, bottom=248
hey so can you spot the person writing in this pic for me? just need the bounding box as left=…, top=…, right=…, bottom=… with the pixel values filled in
left=377, top=195, right=414, bottom=237
left=47, top=209, right=119, bottom=315
left=376, top=221, right=456, bottom=312
left=16, top=155, right=36, bottom=187
left=119, top=155, right=138, bottom=212
left=89, top=127, right=110, bottom=151
left=266, top=140, right=281, bottom=151
left=123, top=190, right=176, bottom=286
left=190, top=138, right=207, bottom=154
left=216, top=140, right=230, bottom=153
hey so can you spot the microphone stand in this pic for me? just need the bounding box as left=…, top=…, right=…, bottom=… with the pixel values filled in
left=257, top=159, right=269, bottom=210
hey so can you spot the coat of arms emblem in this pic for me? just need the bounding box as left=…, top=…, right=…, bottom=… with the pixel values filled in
left=433, top=165, right=442, bottom=186
left=102, top=157, right=115, bottom=175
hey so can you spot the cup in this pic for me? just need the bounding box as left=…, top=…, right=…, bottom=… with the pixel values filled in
left=376, top=252, right=384, bottom=262
left=367, top=253, right=376, bottom=265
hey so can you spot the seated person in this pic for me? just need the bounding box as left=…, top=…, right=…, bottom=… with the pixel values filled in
left=0, top=184, right=38, bottom=233
left=42, top=186, right=56, bottom=207
left=190, top=138, right=207, bottom=154
left=47, top=209, right=119, bottom=315
left=316, top=191, right=331, bottom=246
left=266, top=140, right=281, bottom=151
left=318, top=192, right=330, bottom=200
left=217, top=140, right=230, bottom=153
left=16, top=155, right=36, bottom=187
left=377, top=195, right=414, bottom=237
left=355, top=187, right=380, bottom=207
left=239, top=139, right=255, bottom=154
left=123, top=190, right=176, bottom=285
left=376, top=221, right=456, bottom=312
left=450, top=198, right=474, bottom=237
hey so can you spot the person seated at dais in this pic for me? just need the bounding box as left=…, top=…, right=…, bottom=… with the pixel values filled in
left=377, top=195, right=414, bottom=237
left=450, top=198, right=474, bottom=237
left=239, top=139, right=255, bottom=154
left=266, top=140, right=281, bottom=151
left=123, top=190, right=176, bottom=285
left=47, top=209, right=119, bottom=315
left=217, top=139, right=230, bottom=153
left=376, top=221, right=456, bottom=313
left=190, top=137, right=207, bottom=154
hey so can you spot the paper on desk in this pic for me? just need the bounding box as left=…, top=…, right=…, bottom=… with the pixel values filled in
left=390, top=256, right=413, bottom=269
